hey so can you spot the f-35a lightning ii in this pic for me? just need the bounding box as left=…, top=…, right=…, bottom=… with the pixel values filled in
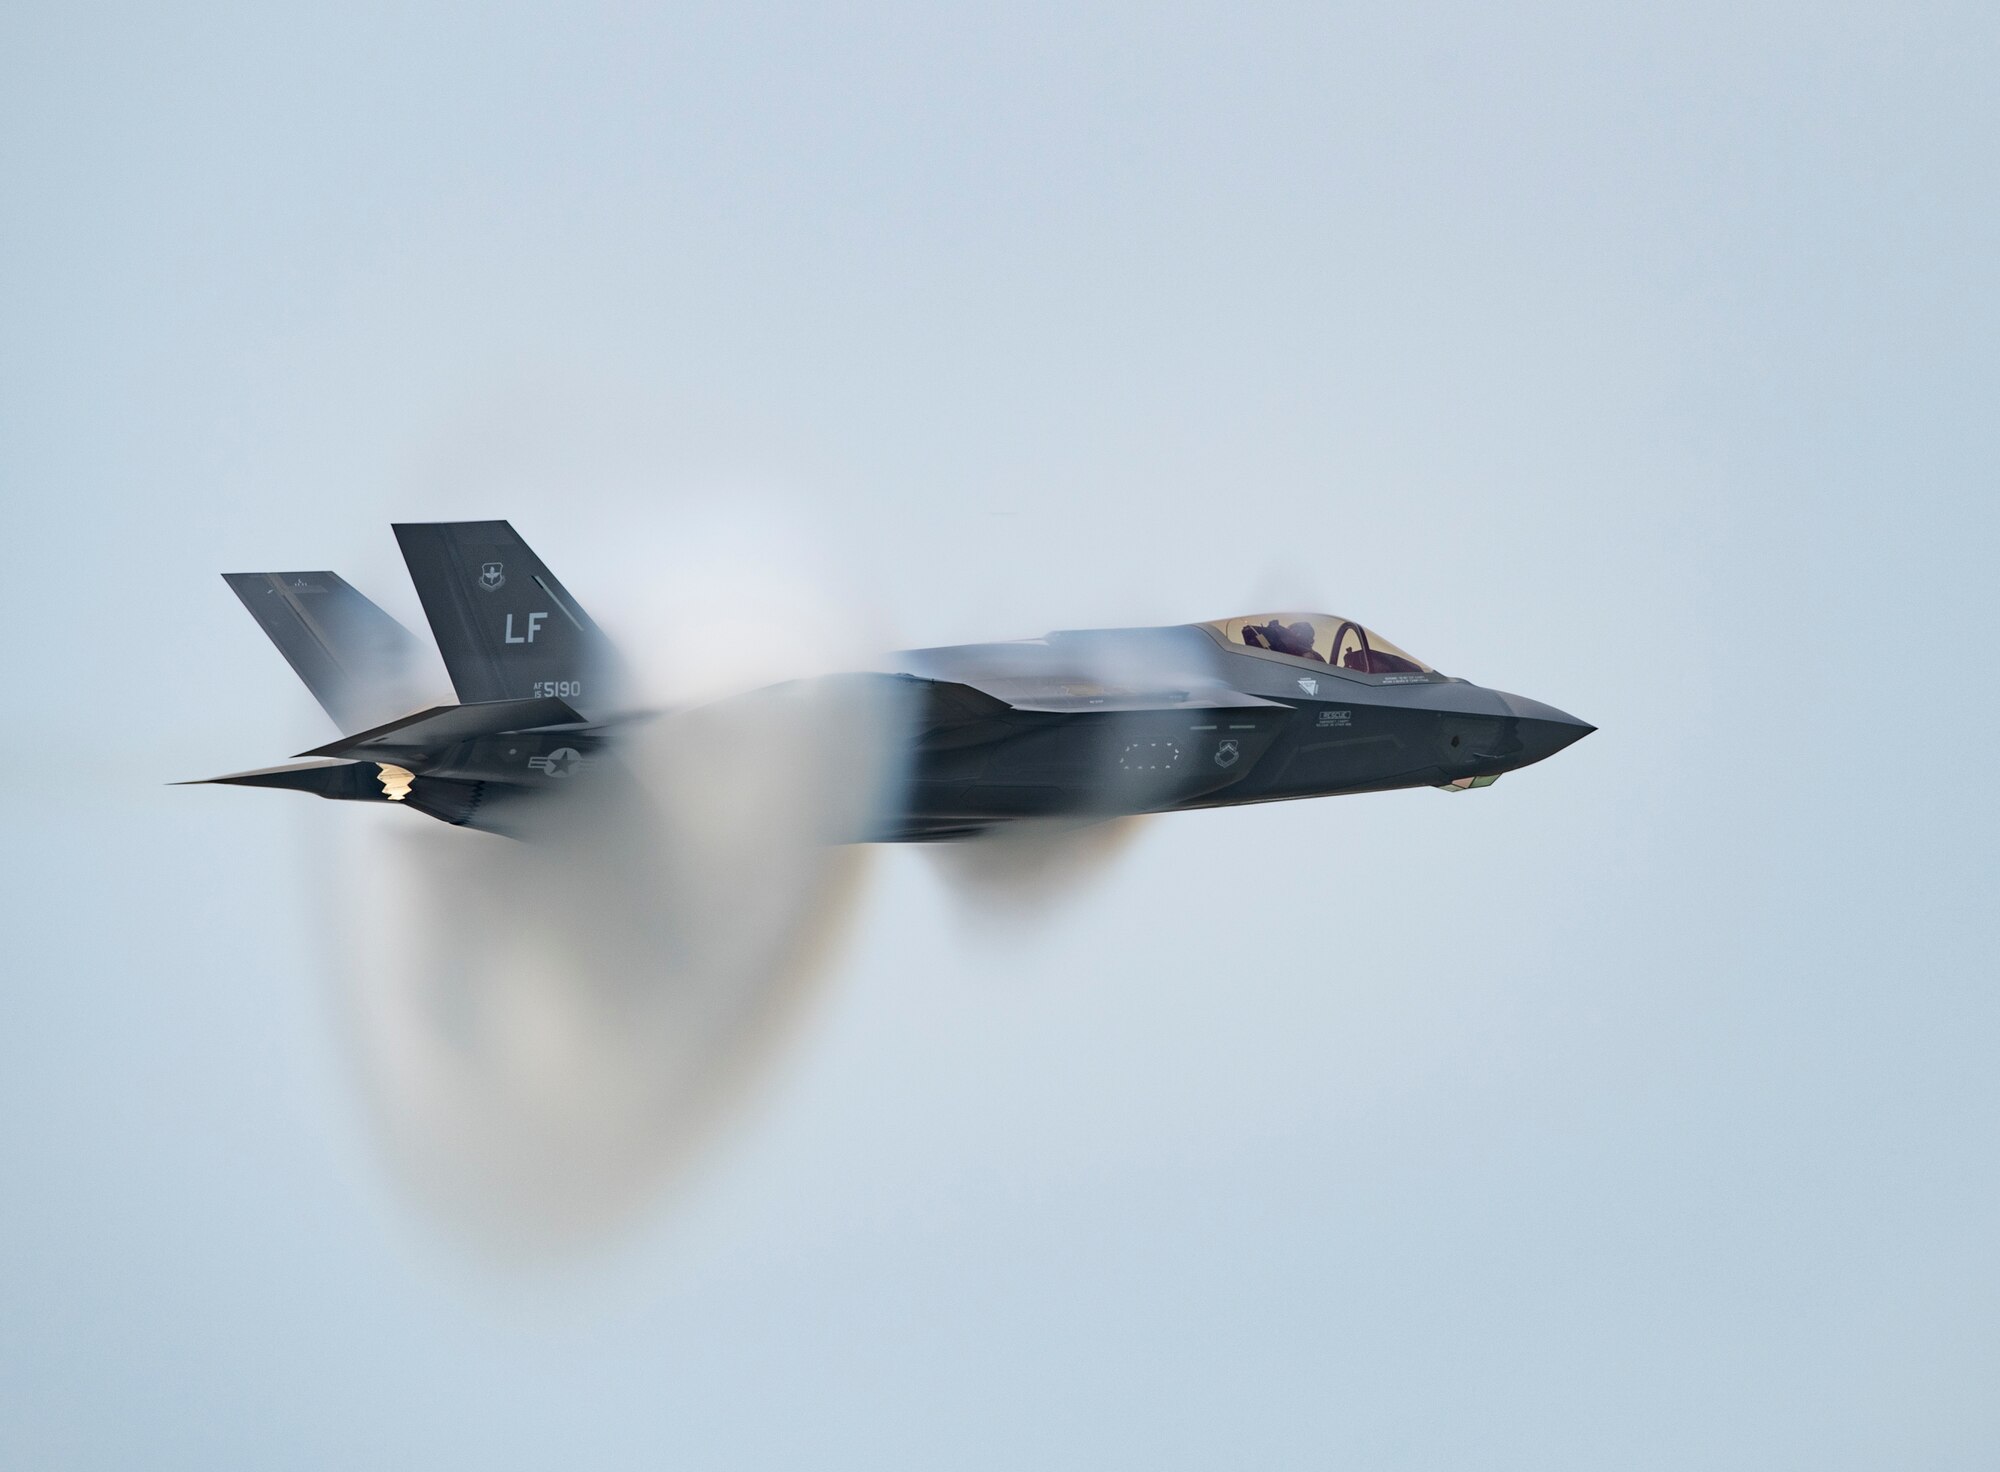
left=191, top=521, right=1593, bottom=839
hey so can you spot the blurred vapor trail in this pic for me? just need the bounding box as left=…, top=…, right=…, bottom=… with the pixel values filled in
left=313, top=502, right=911, bottom=1254
left=286, top=491, right=1258, bottom=1248
left=913, top=623, right=1231, bottom=922
left=926, top=816, right=1150, bottom=922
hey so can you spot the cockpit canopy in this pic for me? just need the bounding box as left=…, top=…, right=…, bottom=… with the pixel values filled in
left=1204, top=613, right=1434, bottom=675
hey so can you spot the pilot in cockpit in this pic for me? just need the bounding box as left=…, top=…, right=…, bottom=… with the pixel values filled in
left=1239, top=618, right=1325, bottom=661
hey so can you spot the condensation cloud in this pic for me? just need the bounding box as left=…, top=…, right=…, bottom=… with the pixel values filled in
left=316, top=502, right=914, bottom=1253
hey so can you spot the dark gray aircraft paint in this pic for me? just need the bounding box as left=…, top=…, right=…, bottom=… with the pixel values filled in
left=191, top=522, right=1593, bottom=838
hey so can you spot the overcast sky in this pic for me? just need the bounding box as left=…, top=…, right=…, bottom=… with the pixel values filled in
left=3, top=3, right=1996, bottom=1467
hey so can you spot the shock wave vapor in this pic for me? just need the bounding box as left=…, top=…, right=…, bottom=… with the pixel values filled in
left=189, top=521, right=1594, bottom=837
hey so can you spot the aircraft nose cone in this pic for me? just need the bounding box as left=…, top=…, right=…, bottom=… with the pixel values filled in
left=1498, top=692, right=1595, bottom=766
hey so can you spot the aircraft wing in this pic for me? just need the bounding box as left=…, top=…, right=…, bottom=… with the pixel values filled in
left=894, top=673, right=1288, bottom=738
left=973, top=680, right=1289, bottom=714
left=296, top=696, right=589, bottom=759
left=891, top=626, right=1288, bottom=716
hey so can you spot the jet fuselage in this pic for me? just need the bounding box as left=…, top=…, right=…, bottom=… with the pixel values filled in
left=880, top=623, right=1592, bottom=841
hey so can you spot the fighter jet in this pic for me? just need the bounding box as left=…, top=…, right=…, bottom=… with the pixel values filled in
left=190, top=521, right=1593, bottom=838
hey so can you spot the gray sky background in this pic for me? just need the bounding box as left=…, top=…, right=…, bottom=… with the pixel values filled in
left=3, top=3, right=1996, bottom=1467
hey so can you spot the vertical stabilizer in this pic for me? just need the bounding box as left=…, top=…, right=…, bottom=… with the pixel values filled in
left=392, top=521, right=613, bottom=711
left=223, top=571, right=432, bottom=731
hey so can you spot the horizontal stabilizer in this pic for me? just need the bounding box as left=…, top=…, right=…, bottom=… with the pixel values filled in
left=297, top=696, right=587, bottom=759
left=183, top=758, right=492, bottom=827
left=223, top=572, right=431, bottom=731
left=182, top=759, right=387, bottom=800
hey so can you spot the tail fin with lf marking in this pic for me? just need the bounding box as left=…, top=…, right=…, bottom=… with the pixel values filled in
left=200, top=525, right=619, bottom=835
left=392, top=521, right=615, bottom=713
